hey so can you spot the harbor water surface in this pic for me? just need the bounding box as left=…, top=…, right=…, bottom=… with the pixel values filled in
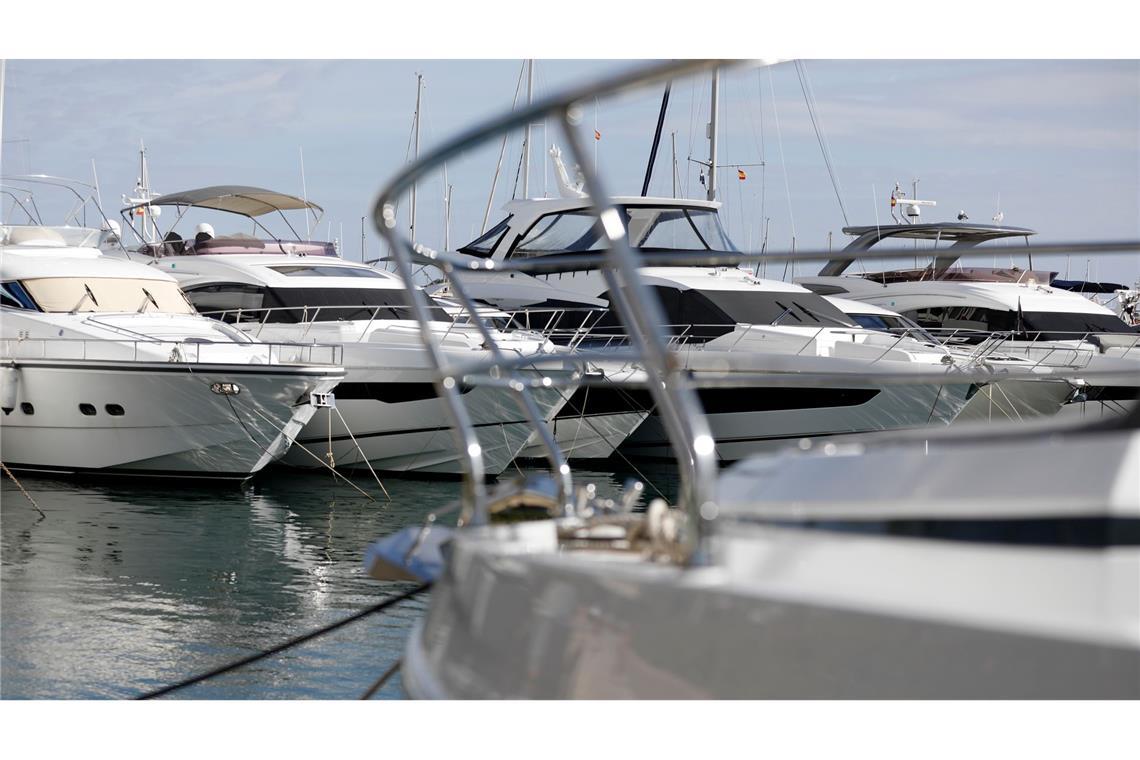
left=1, top=464, right=663, bottom=699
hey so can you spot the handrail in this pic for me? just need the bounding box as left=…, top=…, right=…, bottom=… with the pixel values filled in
left=370, top=59, right=739, bottom=552
left=0, top=337, right=342, bottom=366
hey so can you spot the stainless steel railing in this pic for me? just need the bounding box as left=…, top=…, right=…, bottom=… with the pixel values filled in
left=0, top=337, right=342, bottom=366
left=371, top=60, right=728, bottom=558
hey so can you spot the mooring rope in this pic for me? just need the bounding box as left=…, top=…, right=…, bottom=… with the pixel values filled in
left=1, top=461, right=46, bottom=518
left=360, top=658, right=403, bottom=700
left=137, top=582, right=430, bottom=699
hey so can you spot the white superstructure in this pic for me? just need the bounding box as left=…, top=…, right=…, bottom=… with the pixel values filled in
left=110, top=186, right=575, bottom=475
left=797, top=220, right=1140, bottom=418
left=1, top=224, right=343, bottom=479
left=450, top=196, right=1049, bottom=460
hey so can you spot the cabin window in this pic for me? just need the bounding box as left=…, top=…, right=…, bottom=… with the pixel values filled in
left=634, top=207, right=737, bottom=252
left=458, top=215, right=513, bottom=257
left=184, top=283, right=267, bottom=319
left=187, top=285, right=450, bottom=324
left=1, top=281, right=42, bottom=310
left=511, top=211, right=606, bottom=259
left=105, top=404, right=125, bottom=416
left=903, top=306, right=1134, bottom=341
left=20, top=403, right=34, bottom=415
left=267, top=265, right=390, bottom=278
left=588, top=287, right=855, bottom=343
left=79, top=403, right=96, bottom=416
left=502, top=205, right=739, bottom=260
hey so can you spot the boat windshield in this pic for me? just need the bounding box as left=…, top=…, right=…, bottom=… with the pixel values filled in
left=184, top=284, right=448, bottom=323
left=10, top=277, right=195, bottom=314
left=478, top=205, right=737, bottom=259
left=2, top=225, right=103, bottom=248
left=850, top=312, right=939, bottom=342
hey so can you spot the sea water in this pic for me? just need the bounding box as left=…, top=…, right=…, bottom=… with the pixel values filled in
left=1, top=464, right=661, bottom=699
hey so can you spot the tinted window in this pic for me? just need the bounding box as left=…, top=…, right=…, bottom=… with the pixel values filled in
left=261, top=287, right=448, bottom=323
left=501, top=205, right=738, bottom=260
left=459, top=215, right=513, bottom=257
left=589, top=287, right=855, bottom=343
left=904, top=306, right=1136, bottom=341
left=267, top=265, right=388, bottom=278
left=512, top=211, right=605, bottom=258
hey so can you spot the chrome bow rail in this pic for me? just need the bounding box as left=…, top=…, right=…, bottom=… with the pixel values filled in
left=372, top=60, right=731, bottom=560
left=369, top=58, right=1140, bottom=564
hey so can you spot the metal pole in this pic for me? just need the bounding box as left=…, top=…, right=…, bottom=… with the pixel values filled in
left=411, top=73, right=422, bottom=244
left=671, top=131, right=678, bottom=198
left=522, top=59, right=533, bottom=200
left=444, top=184, right=453, bottom=250
left=707, top=68, right=719, bottom=202
left=641, top=82, right=671, bottom=197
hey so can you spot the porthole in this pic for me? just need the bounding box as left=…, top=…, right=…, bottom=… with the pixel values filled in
left=79, top=403, right=97, bottom=416
left=106, top=404, right=125, bottom=416
left=20, top=402, right=34, bottom=415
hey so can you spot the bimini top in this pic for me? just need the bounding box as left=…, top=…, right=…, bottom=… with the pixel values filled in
left=124, top=186, right=323, bottom=218
left=820, top=222, right=1037, bottom=277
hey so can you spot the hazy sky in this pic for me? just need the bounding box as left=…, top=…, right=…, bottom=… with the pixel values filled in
left=3, top=59, right=1138, bottom=282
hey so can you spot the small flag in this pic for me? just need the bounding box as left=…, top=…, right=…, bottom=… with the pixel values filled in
left=594, top=129, right=602, bottom=141
left=737, top=169, right=747, bottom=181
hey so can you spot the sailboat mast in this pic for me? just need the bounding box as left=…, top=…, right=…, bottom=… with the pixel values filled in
left=138, top=141, right=156, bottom=244
left=707, top=67, right=719, bottom=202
left=411, top=73, right=423, bottom=243
left=671, top=131, right=678, bottom=198
left=522, top=59, right=534, bottom=199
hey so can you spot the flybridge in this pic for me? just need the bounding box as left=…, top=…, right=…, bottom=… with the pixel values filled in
left=819, top=222, right=1038, bottom=278
left=119, top=178, right=334, bottom=258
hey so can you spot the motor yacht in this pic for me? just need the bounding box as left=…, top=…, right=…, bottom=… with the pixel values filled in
left=452, top=193, right=1005, bottom=460
left=795, top=209, right=1140, bottom=418
left=360, top=59, right=1140, bottom=698
left=1, top=224, right=344, bottom=479
left=111, top=185, right=576, bottom=476
left=824, top=295, right=1076, bottom=421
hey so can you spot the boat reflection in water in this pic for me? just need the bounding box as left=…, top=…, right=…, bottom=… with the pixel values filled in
left=0, top=464, right=650, bottom=699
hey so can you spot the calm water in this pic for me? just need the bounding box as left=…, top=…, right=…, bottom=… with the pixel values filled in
left=1, top=463, right=658, bottom=700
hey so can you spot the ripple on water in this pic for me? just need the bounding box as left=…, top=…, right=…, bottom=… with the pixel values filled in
left=2, top=463, right=674, bottom=699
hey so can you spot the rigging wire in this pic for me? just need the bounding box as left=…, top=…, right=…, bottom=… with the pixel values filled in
left=794, top=60, right=849, bottom=227
left=767, top=68, right=797, bottom=279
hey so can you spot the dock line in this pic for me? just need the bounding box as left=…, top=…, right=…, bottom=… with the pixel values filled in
left=136, top=582, right=430, bottom=699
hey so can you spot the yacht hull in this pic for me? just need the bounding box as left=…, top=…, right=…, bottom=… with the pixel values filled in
left=402, top=522, right=1140, bottom=699
left=620, top=380, right=972, bottom=461
left=0, top=360, right=340, bottom=479
left=517, top=410, right=650, bottom=462
left=286, top=362, right=572, bottom=476
left=954, top=378, right=1074, bottom=423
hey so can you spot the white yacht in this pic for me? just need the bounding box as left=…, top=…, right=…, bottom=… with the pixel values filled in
left=388, top=414, right=1140, bottom=698
left=824, top=295, right=1077, bottom=421
left=112, top=186, right=576, bottom=476
left=796, top=216, right=1140, bottom=417
left=362, top=59, right=1140, bottom=698
left=452, top=194, right=1022, bottom=460
left=1, top=224, right=344, bottom=479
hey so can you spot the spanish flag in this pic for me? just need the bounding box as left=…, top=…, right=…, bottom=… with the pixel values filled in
left=594, top=129, right=602, bottom=141
left=737, top=169, right=747, bottom=181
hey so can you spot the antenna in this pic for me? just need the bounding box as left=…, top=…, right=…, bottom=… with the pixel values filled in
left=707, top=67, right=719, bottom=202
left=299, top=147, right=310, bottom=238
